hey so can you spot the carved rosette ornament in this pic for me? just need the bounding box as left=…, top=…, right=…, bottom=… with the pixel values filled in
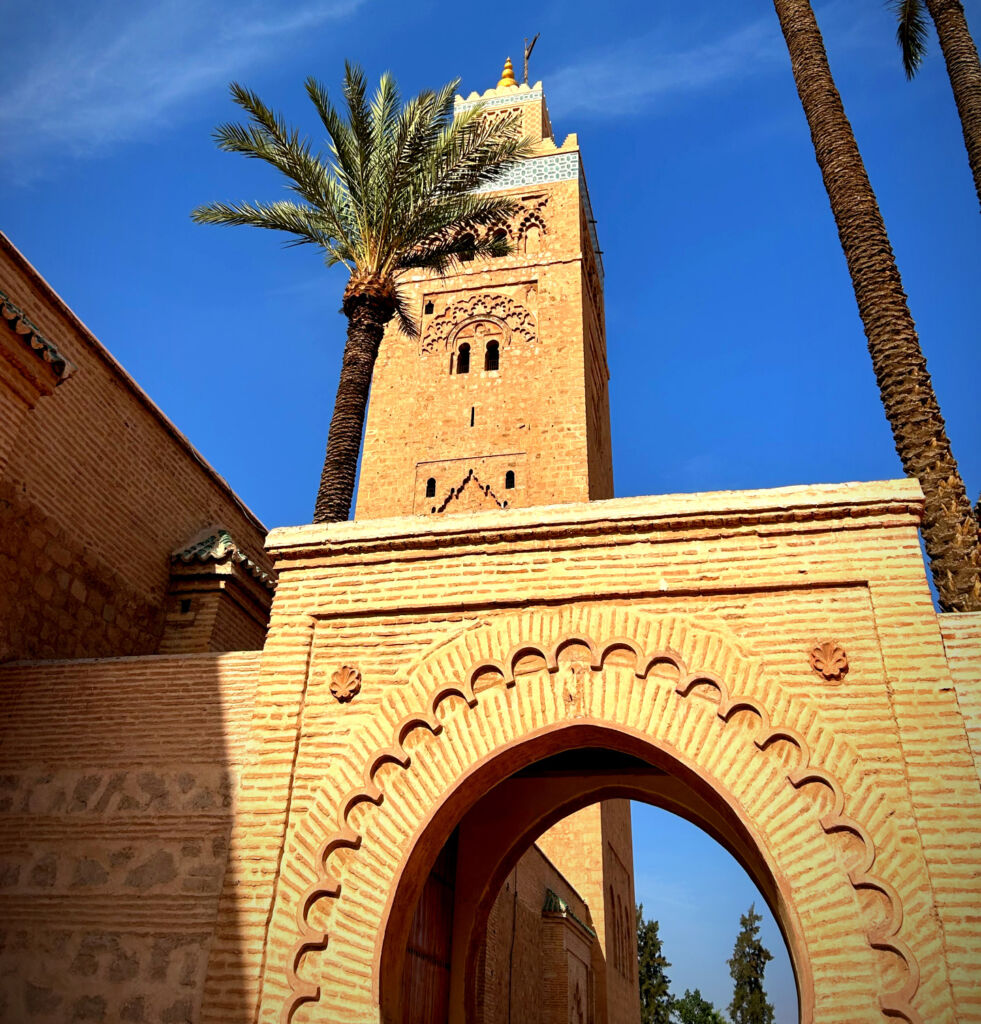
left=330, top=665, right=362, bottom=703
left=809, top=641, right=848, bottom=681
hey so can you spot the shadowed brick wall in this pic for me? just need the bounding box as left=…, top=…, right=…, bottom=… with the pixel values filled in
left=475, top=842, right=595, bottom=1024
left=0, top=650, right=259, bottom=1023
left=0, top=232, right=270, bottom=662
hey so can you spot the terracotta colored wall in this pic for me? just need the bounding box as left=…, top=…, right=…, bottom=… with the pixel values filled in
left=537, top=801, right=640, bottom=1024
left=476, top=842, right=595, bottom=1024
left=0, top=233, right=269, bottom=662
left=0, top=650, right=260, bottom=1023
left=939, top=611, right=981, bottom=784
left=354, top=88, right=612, bottom=521
left=221, top=480, right=981, bottom=1024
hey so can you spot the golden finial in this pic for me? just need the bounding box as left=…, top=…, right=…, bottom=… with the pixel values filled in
left=497, top=57, right=517, bottom=89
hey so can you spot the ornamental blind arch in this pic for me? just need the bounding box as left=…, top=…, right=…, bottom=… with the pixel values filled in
left=421, top=292, right=537, bottom=355
left=264, top=606, right=939, bottom=1024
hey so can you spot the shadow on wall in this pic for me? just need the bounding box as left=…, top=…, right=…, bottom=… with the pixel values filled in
left=0, top=651, right=256, bottom=1024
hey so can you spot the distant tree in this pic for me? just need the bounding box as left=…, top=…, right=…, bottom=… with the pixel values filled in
left=889, top=0, right=981, bottom=211
left=672, top=987, right=726, bottom=1024
left=637, top=904, right=673, bottom=1024
left=727, top=905, right=774, bottom=1024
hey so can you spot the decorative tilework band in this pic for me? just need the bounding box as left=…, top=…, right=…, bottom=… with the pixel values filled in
left=477, top=151, right=605, bottom=283
left=477, top=151, right=579, bottom=193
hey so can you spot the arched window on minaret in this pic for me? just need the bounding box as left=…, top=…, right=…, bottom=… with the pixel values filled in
left=490, top=228, right=508, bottom=257
left=505, top=470, right=515, bottom=490
left=425, top=477, right=436, bottom=498
left=456, top=343, right=470, bottom=374
left=459, top=233, right=476, bottom=262
left=523, top=224, right=541, bottom=254
left=485, top=340, right=499, bottom=372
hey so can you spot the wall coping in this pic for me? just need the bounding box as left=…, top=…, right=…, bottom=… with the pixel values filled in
left=267, top=478, right=924, bottom=559
left=0, top=230, right=266, bottom=535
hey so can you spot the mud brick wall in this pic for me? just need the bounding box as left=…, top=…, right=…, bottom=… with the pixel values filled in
left=0, top=233, right=269, bottom=662
left=939, top=612, right=981, bottom=784
left=0, top=650, right=260, bottom=1023
left=476, top=843, right=593, bottom=1024
left=355, top=94, right=612, bottom=521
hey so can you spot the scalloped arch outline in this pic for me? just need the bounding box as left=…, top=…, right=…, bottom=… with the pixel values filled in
left=279, top=614, right=922, bottom=1024
left=421, top=293, right=536, bottom=354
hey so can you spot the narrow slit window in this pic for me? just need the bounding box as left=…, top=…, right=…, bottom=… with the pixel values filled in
left=425, top=477, right=436, bottom=498
left=505, top=470, right=515, bottom=490
left=456, top=343, right=470, bottom=374
left=485, top=340, right=499, bottom=372
left=424, top=300, right=434, bottom=315
left=470, top=406, right=475, bottom=427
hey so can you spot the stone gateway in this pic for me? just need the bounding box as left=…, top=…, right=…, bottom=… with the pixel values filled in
left=1, top=63, right=979, bottom=1024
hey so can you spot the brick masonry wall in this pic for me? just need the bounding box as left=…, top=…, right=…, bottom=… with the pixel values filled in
left=476, top=842, right=593, bottom=1024
left=0, top=650, right=260, bottom=1023
left=939, top=612, right=981, bottom=785
left=228, top=480, right=981, bottom=1024
left=536, top=801, right=640, bottom=1024
left=0, top=233, right=270, bottom=662
left=355, top=104, right=611, bottom=520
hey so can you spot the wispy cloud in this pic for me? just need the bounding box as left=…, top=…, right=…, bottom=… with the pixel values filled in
left=544, top=1, right=883, bottom=121
left=545, top=17, right=784, bottom=119
left=0, top=0, right=365, bottom=174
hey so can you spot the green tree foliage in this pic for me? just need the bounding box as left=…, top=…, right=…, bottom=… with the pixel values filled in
left=672, top=987, right=726, bottom=1024
left=727, top=904, right=774, bottom=1024
left=637, top=903, right=673, bottom=1024
left=193, top=65, right=530, bottom=522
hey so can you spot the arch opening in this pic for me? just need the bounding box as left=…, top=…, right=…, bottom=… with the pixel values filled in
left=377, top=724, right=805, bottom=1024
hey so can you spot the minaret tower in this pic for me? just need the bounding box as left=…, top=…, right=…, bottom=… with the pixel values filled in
left=354, top=60, right=613, bottom=518
left=355, top=61, right=638, bottom=1024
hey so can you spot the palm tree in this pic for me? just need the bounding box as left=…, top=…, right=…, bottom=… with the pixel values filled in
left=891, top=0, right=981, bottom=211
left=772, top=0, right=981, bottom=612
left=193, top=65, right=530, bottom=522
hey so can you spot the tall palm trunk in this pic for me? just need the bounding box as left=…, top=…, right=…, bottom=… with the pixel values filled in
left=773, top=0, right=981, bottom=612
left=926, top=0, right=981, bottom=211
left=313, top=294, right=394, bottom=523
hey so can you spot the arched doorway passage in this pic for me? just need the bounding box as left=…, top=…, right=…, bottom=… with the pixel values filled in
left=377, top=726, right=804, bottom=1024
left=277, top=610, right=922, bottom=1024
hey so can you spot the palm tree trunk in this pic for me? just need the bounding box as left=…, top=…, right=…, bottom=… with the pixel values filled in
left=926, top=0, right=981, bottom=212
left=313, top=298, right=390, bottom=523
left=773, top=0, right=981, bottom=611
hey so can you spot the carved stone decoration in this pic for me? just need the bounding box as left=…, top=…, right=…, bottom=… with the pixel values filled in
left=422, top=293, right=536, bottom=354
left=809, top=641, right=848, bottom=681
left=283, top=613, right=920, bottom=1024
left=330, top=665, right=362, bottom=703
left=435, top=468, right=504, bottom=514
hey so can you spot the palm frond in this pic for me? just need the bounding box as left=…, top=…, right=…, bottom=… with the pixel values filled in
left=190, top=199, right=350, bottom=266
left=196, top=68, right=530, bottom=300
left=890, top=0, right=929, bottom=79
left=391, top=289, right=420, bottom=338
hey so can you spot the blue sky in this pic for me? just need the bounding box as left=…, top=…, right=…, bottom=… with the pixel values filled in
left=3, top=1, right=979, bottom=1020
